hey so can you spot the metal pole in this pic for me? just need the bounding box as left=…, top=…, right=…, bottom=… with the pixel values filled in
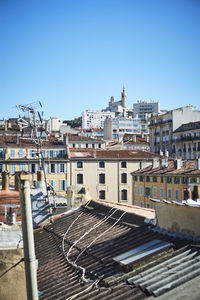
left=19, top=178, right=38, bottom=300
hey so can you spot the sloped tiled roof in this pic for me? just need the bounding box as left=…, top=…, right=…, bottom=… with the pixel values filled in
left=34, top=200, right=200, bottom=300
left=131, top=159, right=200, bottom=176
left=70, top=149, right=162, bottom=160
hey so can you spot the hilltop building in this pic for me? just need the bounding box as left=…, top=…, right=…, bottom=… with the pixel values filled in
left=82, top=110, right=115, bottom=129
left=106, top=85, right=127, bottom=113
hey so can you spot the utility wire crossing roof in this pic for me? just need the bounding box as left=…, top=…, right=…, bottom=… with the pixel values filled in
left=34, top=200, right=200, bottom=300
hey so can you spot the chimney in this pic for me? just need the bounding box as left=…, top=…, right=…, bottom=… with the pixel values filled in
left=146, top=135, right=149, bottom=143
left=93, top=150, right=96, bottom=158
left=15, top=173, right=19, bottom=191
left=152, top=158, right=159, bottom=169
left=183, top=187, right=192, bottom=200
left=193, top=185, right=200, bottom=200
left=159, top=158, right=168, bottom=169
left=2, top=171, right=10, bottom=190
left=133, top=135, right=136, bottom=143
left=36, top=170, right=46, bottom=189
left=195, top=158, right=200, bottom=170
left=174, top=158, right=182, bottom=169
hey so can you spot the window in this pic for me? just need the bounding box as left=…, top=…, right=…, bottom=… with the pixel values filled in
left=50, top=164, right=56, bottom=173
left=30, top=164, right=36, bottom=173
left=99, top=161, right=105, bottom=168
left=121, top=173, right=127, bottom=183
left=145, top=187, right=151, bottom=197
left=146, top=176, right=150, bottom=182
left=160, top=188, right=164, bottom=198
left=167, top=176, right=172, bottom=184
left=0, top=149, right=3, bottom=158
left=175, top=189, right=179, bottom=201
left=146, top=203, right=150, bottom=208
left=10, top=164, right=16, bottom=174
left=121, top=161, right=127, bottom=168
left=60, top=180, right=67, bottom=191
left=50, top=180, right=56, bottom=190
left=10, top=150, right=15, bottom=158
left=20, top=164, right=26, bottom=171
left=30, top=150, right=36, bottom=158
left=99, top=190, right=106, bottom=199
left=18, top=150, right=23, bottom=158
left=133, top=175, right=138, bottom=181
left=134, top=200, right=137, bottom=206
left=77, top=161, right=83, bottom=168
left=99, top=173, right=105, bottom=184
left=121, top=189, right=127, bottom=200
left=168, top=188, right=172, bottom=200
left=77, top=174, right=83, bottom=184
left=174, top=176, right=180, bottom=184
left=153, top=176, right=157, bottom=182
left=140, top=185, right=143, bottom=196
left=98, top=144, right=101, bottom=149
left=140, top=202, right=144, bottom=208
left=60, top=163, right=65, bottom=173
left=140, top=176, right=143, bottom=182
left=161, top=177, right=164, bottom=183
left=134, top=185, right=137, bottom=195
left=153, top=187, right=157, bottom=197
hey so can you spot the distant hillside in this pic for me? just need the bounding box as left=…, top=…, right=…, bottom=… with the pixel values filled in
left=63, top=116, right=82, bottom=128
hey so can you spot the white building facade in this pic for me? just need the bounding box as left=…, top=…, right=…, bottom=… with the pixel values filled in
left=133, top=101, right=160, bottom=120
left=82, top=110, right=115, bottom=129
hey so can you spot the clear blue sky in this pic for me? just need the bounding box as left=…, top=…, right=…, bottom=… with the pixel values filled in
left=1, top=0, right=200, bottom=120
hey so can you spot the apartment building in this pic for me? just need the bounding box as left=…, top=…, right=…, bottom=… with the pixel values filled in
left=172, top=121, right=200, bottom=159
left=133, top=100, right=160, bottom=120
left=69, top=149, right=161, bottom=204
left=131, top=158, right=200, bottom=209
left=104, top=116, right=149, bottom=141
left=149, top=106, right=200, bottom=156
left=0, top=135, right=69, bottom=194
left=82, top=110, right=115, bottom=129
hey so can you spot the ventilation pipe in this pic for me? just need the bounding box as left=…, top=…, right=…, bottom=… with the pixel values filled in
left=18, top=177, right=39, bottom=300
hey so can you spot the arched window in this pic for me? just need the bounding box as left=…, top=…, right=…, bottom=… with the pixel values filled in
left=121, top=173, right=127, bottom=183
left=121, top=189, right=127, bottom=200
left=77, top=173, right=83, bottom=184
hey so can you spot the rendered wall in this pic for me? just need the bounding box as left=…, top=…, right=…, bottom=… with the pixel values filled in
left=154, top=202, right=200, bottom=236
left=0, top=249, right=27, bottom=300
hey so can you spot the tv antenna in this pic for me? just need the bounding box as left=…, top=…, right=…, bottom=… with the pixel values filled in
left=16, top=101, right=53, bottom=221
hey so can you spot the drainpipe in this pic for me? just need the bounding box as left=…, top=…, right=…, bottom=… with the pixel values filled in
left=19, top=178, right=38, bottom=300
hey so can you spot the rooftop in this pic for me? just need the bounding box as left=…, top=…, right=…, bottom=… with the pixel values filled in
left=34, top=200, right=200, bottom=300
left=70, top=149, right=162, bottom=160
left=131, top=159, right=200, bottom=176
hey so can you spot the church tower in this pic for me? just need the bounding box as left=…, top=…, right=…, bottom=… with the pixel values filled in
left=121, top=85, right=127, bottom=108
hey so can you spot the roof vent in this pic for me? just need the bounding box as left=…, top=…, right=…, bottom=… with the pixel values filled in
left=195, top=158, right=200, bottom=170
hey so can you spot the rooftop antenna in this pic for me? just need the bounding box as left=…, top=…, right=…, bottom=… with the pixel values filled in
left=16, top=101, right=53, bottom=222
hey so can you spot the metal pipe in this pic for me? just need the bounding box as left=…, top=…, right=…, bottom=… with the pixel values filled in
left=19, top=178, right=38, bottom=300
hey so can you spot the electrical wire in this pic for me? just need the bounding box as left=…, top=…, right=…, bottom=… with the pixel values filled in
left=74, top=210, right=127, bottom=263
left=65, top=279, right=100, bottom=300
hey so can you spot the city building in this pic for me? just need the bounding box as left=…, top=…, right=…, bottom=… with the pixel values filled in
left=133, top=100, right=160, bottom=120
left=149, top=106, right=200, bottom=156
left=105, top=85, right=127, bottom=113
left=104, top=116, right=149, bottom=141
left=106, top=134, right=150, bottom=152
left=131, top=158, right=200, bottom=209
left=172, top=121, right=200, bottom=159
left=69, top=149, right=161, bottom=204
left=67, top=134, right=106, bottom=149
left=0, top=135, right=69, bottom=194
left=82, top=110, right=115, bottom=129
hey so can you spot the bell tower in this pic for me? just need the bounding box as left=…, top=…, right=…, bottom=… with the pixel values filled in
left=121, top=84, right=127, bottom=108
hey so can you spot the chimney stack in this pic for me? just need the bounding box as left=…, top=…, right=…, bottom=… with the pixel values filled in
left=195, top=158, right=200, bottom=170
left=175, top=158, right=182, bottom=169
left=2, top=171, right=10, bottom=190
